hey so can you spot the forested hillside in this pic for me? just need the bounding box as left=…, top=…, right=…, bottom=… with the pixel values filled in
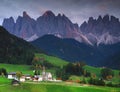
left=0, top=26, right=43, bottom=64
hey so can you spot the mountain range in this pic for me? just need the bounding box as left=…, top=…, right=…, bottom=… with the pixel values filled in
left=31, top=35, right=120, bottom=69
left=3, top=11, right=120, bottom=45
left=1, top=11, right=120, bottom=69
left=80, top=15, right=120, bottom=45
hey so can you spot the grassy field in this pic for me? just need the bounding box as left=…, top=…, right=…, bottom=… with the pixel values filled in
left=0, top=53, right=119, bottom=89
left=0, top=82, right=120, bottom=92
left=0, top=53, right=68, bottom=75
left=0, top=76, right=11, bottom=85
left=0, top=75, right=120, bottom=92
left=35, top=53, right=68, bottom=67
left=0, top=61, right=120, bottom=92
left=84, top=65, right=120, bottom=76
left=83, top=65, right=101, bottom=76
left=84, top=65, right=120, bottom=84
left=0, top=63, right=57, bottom=76
left=0, top=61, right=119, bottom=83
left=0, top=63, right=33, bottom=75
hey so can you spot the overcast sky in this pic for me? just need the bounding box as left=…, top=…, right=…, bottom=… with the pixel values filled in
left=0, top=0, right=120, bottom=25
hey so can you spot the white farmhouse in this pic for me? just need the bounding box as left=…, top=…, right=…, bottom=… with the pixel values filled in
left=20, top=76, right=25, bottom=82
left=8, top=72, right=16, bottom=79
left=25, top=74, right=31, bottom=80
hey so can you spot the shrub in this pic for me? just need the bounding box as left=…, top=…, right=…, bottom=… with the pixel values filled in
left=0, top=68, right=7, bottom=76
left=101, top=68, right=114, bottom=80
left=88, top=77, right=105, bottom=86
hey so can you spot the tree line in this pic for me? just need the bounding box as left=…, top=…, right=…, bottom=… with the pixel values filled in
left=56, top=62, right=120, bottom=87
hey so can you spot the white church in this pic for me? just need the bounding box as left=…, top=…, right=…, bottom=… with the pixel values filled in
left=33, top=66, right=53, bottom=81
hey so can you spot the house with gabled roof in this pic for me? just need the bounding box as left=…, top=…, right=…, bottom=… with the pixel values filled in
left=8, top=72, right=17, bottom=79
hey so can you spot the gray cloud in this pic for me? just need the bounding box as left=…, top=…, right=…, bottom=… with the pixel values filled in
left=0, top=0, right=120, bottom=25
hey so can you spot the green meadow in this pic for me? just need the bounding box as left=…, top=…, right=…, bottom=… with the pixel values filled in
left=0, top=76, right=10, bottom=84
left=0, top=53, right=120, bottom=83
left=84, top=65, right=120, bottom=84
left=0, top=63, right=32, bottom=75
left=0, top=53, right=69, bottom=75
left=0, top=53, right=120, bottom=92
left=0, top=82, right=120, bottom=92
left=35, top=53, right=68, bottom=67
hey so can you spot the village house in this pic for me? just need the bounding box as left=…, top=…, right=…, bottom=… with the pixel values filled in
left=24, top=74, right=31, bottom=80
left=8, top=72, right=17, bottom=79
left=7, top=66, right=61, bottom=82
left=7, top=71, right=61, bottom=82
left=19, top=74, right=32, bottom=82
left=20, top=76, right=25, bottom=82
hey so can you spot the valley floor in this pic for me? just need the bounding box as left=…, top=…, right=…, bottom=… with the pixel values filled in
left=0, top=63, right=120, bottom=92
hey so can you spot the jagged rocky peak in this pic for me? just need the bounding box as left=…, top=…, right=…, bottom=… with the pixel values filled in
left=96, top=15, right=119, bottom=23
left=57, top=13, right=68, bottom=18
left=110, top=16, right=119, bottom=22
left=2, top=16, right=15, bottom=34
left=23, top=11, right=31, bottom=18
left=103, top=14, right=109, bottom=23
left=57, top=13, right=62, bottom=17
left=57, top=13, right=69, bottom=21
left=3, top=16, right=15, bottom=24
left=88, top=17, right=95, bottom=24
left=62, top=14, right=69, bottom=19
left=62, top=14, right=73, bottom=24
left=9, top=17, right=15, bottom=21
left=43, top=10, right=55, bottom=17
left=81, top=21, right=87, bottom=28
left=80, top=14, right=120, bottom=45
left=2, top=11, right=120, bottom=45
left=97, top=15, right=102, bottom=22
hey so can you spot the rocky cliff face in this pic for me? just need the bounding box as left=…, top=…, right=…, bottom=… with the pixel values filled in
left=3, top=11, right=36, bottom=40
left=2, top=11, right=120, bottom=45
left=2, top=17, right=15, bottom=34
left=36, top=11, right=79, bottom=38
left=80, top=15, right=120, bottom=45
left=3, top=11, right=84, bottom=42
